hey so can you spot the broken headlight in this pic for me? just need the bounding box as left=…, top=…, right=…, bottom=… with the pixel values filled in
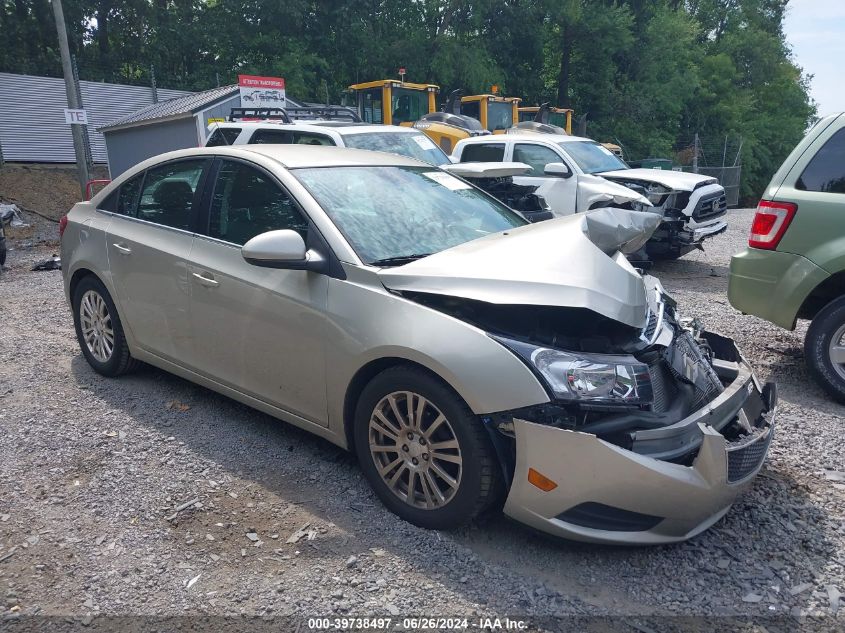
left=493, top=336, right=652, bottom=404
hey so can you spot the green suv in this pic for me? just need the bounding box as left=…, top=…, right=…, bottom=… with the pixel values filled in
left=729, top=112, right=845, bottom=400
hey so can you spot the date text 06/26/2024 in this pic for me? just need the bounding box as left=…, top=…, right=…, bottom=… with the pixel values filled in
left=307, top=617, right=529, bottom=630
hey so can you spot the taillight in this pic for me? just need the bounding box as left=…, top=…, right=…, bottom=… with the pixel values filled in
left=748, top=200, right=797, bottom=250
left=59, top=215, right=68, bottom=239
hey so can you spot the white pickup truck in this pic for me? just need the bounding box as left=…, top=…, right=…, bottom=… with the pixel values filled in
left=453, top=133, right=728, bottom=258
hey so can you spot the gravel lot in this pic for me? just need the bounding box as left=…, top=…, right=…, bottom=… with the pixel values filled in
left=0, top=209, right=843, bottom=630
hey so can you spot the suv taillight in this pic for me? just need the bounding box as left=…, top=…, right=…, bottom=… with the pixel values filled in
left=59, top=215, right=68, bottom=239
left=749, top=200, right=797, bottom=250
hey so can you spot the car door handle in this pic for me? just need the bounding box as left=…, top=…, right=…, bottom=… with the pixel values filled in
left=192, top=272, right=219, bottom=288
left=113, top=243, right=132, bottom=255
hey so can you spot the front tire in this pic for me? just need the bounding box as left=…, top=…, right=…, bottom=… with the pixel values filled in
left=353, top=366, right=502, bottom=530
left=72, top=276, right=139, bottom=377
left=805, top=295, right=845, bottom=403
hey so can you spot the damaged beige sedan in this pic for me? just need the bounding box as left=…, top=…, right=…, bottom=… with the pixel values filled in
left=61, top=145, right=776, bottom=545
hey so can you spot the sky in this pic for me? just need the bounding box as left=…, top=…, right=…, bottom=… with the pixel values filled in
left=784, top=0, right=845, bottom=116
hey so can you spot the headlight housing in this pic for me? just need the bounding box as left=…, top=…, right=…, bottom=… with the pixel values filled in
left=494, top=336, right=652, bottom=404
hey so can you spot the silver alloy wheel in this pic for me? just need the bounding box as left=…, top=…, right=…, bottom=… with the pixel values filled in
left=829, top=323, right=845, bottom=381
left=368, top=391, right=463, bottom=510
left=79, top=289, right=115, bottom=363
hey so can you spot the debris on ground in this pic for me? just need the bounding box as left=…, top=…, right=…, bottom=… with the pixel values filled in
left=31, top=255, right=61, bottom=271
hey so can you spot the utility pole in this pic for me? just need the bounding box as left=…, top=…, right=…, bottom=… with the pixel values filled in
left=51, top=0, right=89, bottom=198
left=150, top=64, right=159, bottom=103
left=692, top=133, right=700, bottom=174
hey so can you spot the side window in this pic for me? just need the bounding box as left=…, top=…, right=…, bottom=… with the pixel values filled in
left=137, top=159, right=207, bottom=230
left=100, top=173, right=143, bottom=215
left=462, top=101, right=480, bottom=121
left=460, top=143, right=506, bottom=163
left=293, top=132, right=333, bottom=146
left=796, top=127, right=845, bottom=193
left=359, top=88, right=383, bottom=124
left=115, top=174, right=143, bottom=216
left=208, top=160, right=309, bottom=246
left=206, top=127, right=241, bottom=147
left=251, top=129, right=295, bottom=144
left=513, top=143, right=563, bottom=175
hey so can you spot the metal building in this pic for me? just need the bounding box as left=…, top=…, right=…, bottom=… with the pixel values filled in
left=0, top=72, right=189, bottom=164
left=98, top=86, right=303, bottom=177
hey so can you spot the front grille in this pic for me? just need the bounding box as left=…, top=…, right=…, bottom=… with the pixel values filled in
left=726, top=424, right=775, bottom=483
left=643, top=311, right=659, bottom=340
left=665, top=331, right=724, bottom=408
left=648, top=359, right=676, bottom=413
left=692, top=192, right=728, bottom=221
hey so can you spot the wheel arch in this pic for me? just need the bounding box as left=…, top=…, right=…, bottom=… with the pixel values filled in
left=342, top=357, right=470, bottom=454
left=68, top=267, right=101, bottom=301
left=797, top=271, right=845, bottom=322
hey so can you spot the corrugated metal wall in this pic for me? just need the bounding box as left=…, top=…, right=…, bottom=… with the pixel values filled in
left=0, top=72, right=190, bottom=163
left=105, top=118, right=201, bottom=178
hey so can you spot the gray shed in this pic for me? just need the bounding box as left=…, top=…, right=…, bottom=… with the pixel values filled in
left=99, top=85, right=306, bottom=177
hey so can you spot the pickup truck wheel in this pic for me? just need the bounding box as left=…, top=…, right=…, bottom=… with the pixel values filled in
left=805, top=295, right=845, bottom=403
left=353, top=366, right=502, bottom=530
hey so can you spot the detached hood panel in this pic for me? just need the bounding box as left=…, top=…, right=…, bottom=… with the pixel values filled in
left=378, top=208, right=656, bottom=329
left=443, top=162, right=533, bottom=178
left=599, top=168, right=717, bottom=191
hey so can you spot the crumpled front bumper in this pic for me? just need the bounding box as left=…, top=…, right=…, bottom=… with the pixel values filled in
left=502, top=339, right=776, bottom=545
left=683, top=219, right=728, bottom=244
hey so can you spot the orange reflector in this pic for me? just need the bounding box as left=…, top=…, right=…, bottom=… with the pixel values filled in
left=527, top=468, right=558, bottom=492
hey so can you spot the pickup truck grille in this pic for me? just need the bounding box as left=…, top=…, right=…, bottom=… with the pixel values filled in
left=692, top=192, right=728, bottom=221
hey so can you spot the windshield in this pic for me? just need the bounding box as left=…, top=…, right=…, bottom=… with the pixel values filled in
left=559, top=141, right=628, bottom=174
left=293, top=166, right=526, bottom=265
left=343, top=131, right=450, bottom=166
left=391, top=88, right=429, bottom=124
left=487, top=101, right=514, bottom=131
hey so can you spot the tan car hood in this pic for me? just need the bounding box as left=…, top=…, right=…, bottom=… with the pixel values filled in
left=378, top=208, right=661, bottom=329
left=599, top=168, right=717, bottom=191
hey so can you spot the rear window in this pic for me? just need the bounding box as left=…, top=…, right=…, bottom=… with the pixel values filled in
left=206, top=128, right=241, bottom=146
left=460, top=143, right=506, bottom=163
left=796, top=127, right=845, bottom=194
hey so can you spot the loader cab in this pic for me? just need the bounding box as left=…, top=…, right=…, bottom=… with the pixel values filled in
left=349, top=80, right=439, bottom=126
left=518, top=106, right=573, bottom=135
left=461, top=95, right=521, bottom=134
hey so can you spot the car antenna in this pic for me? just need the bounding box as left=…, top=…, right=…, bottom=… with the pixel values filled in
left=212, top=121, right=229, bottom=146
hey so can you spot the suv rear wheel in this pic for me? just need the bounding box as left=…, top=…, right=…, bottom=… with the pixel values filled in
left=805, top=295, right=845, bottom=402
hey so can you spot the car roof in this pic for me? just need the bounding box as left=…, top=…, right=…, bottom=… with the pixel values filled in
left=459, top=133, right=593, bottom=144
left=145, top=145, right=429, bottom=169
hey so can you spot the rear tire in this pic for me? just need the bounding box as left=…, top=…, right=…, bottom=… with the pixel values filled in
left=353, top=365, right=502, bottom=530
left=805, top=295, right=845, bottom=403
left=72, top=276, right=139, bottom=377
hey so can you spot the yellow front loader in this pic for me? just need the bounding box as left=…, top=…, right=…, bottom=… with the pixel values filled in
left=348, top=81, right=492, bottom=154
left=518, top=105, right=573, bottom=135
left=348, top=79, right=439, bottom=126
left=460, top=94, right=521, bottom=133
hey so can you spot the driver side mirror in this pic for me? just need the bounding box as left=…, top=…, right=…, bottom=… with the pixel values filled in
left=242, top=229, right=324, bottom=271
left=544, top=162, right=573, bottom=179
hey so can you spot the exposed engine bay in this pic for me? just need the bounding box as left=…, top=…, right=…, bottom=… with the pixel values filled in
left=402, top=284, right=774, bottom=480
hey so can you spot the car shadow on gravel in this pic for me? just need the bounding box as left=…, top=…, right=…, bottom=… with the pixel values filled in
left=69, top=353, right=839, bottom=617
